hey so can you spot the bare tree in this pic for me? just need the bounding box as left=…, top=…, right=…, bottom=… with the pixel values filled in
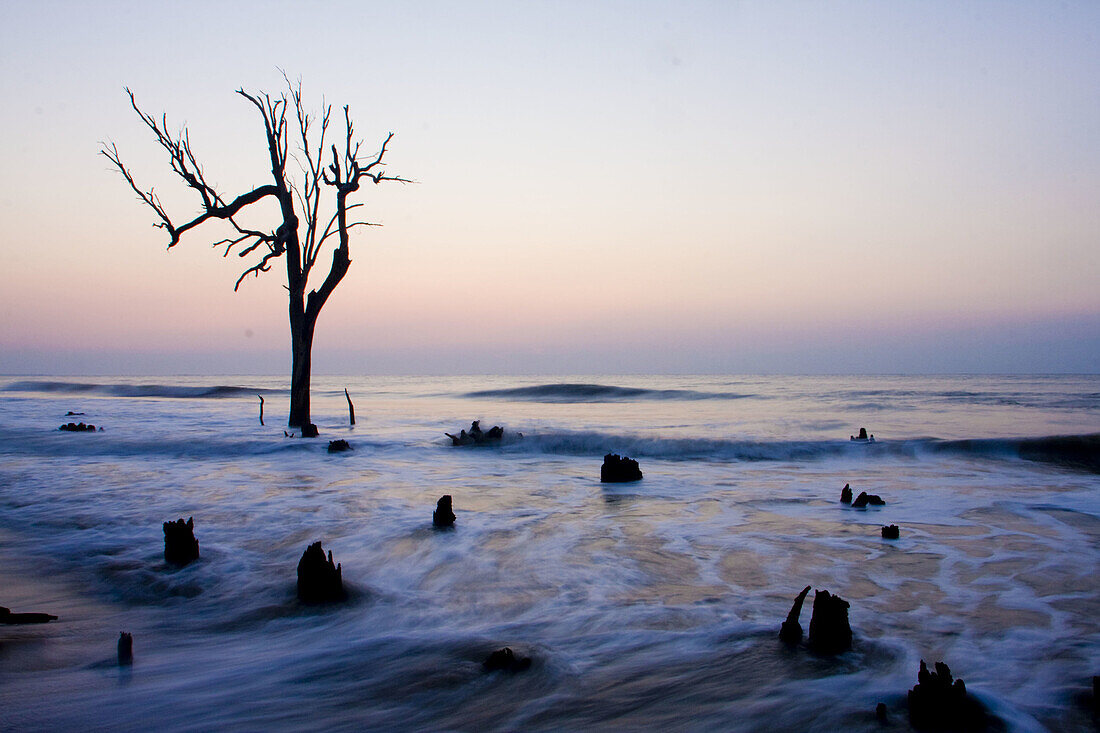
left=103, top=77, right=409, bottom=434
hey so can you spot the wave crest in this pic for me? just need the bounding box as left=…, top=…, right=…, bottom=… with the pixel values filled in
left=2, top=380, right=276, bottom=399
left=463, top=383, right=751, bottom=403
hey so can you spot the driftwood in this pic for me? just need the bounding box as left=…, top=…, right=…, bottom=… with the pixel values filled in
left=0, top=606, right=58, bottom=624
left=446, top=420, right=506, bottom=446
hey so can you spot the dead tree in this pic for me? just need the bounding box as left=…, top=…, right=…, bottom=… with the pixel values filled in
left=103, top=77, right=409, bottom=431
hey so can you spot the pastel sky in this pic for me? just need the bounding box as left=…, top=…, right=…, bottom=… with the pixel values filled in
left=1, top=1, right=1097, bottom=375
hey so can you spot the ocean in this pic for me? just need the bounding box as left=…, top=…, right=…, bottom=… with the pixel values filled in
left=0, top=374, right=1097, bottom=731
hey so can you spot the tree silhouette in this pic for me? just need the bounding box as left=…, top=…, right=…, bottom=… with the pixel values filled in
left=103, top=76, right=409, bottom=433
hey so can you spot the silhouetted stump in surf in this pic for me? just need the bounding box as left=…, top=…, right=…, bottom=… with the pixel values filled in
left=0, top=606, right=58, bottom=624
left=779, top=585, right=812, bottom=644
left=841, top=483, right=853, bottom=503
left=907, top=660, right=991, bottom=731
left=301, top=423, right=319, bottom=438
left=881, top=525, right=900, bottom=539
left=327, top=439, right=352, bottom=453
left=297, top=541, right=346, bottom=603
left=446, top=420, right=508, bottom=446
left=163, top=517, right=200, bottom=566
left=807, top=589, right=852, bottom=654
left=118, top=632, right=133, bottom=665
left=876, top=702, right=889, bottom=725
left=59, top=422, right=97, bottom=432
left=852, top=491, right=886, bottom=508
left=483, top=647, right=531, bottom=673
left=433, top=495, right=456, bottom=528
left=65, top=411, right=85, bottom=416
left=601, top=453, right=643, bottom=483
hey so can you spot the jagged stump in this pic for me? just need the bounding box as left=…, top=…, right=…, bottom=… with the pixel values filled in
left=908, top=660, right=990, bottom=731
left=163, top=517, right=200, bottom=566
left=807, top=589, right=852, bottom=654
left=297, top=541, right=346, bottom=603
left=483, top=647, right=532, bottom=673
left=601, top=453, right=643, bottom=483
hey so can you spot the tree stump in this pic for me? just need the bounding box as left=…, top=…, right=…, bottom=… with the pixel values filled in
left=601, top=453, right=643, bottom=483
left=297, top=541, right=346, bottom=603
left=807, top=589, right=852, bottom=654
left=163, top=517, right=200, bottom=566
left=433, top=495, right=456, bottom=527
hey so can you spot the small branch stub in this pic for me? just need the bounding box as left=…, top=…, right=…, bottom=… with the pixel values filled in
left=344, top=388, right=355, bottom=426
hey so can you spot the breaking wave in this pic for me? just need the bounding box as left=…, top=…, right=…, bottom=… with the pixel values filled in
left=2, top=380, right=278, bottom=399
left=463, top=382, right=752, bottom=402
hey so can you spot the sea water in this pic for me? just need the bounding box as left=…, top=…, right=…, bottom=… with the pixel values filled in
left=0, top=375, right=1097, bottom=731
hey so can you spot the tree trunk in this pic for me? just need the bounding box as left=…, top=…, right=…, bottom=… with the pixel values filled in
left=288, top=314, right=316, bottom=429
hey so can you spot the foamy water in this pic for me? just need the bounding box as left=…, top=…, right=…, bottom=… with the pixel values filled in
left=0, top=375, right=1097, bottom=731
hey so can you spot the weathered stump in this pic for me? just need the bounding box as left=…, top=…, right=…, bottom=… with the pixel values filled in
left=301, top=423, right=319, bottom=438
left=779, top=585, right=812, bottom=644
left=807, top=589, right=852, bottom=654
left=297, top=541, right=346, bottom=603
left=907, top=660, right=990, bottom=731
left=841, top=483, right=853, bottom=503
left=163, top=517, right=200, bottom=566
left=601, top=453, right=643, bottom=483
left=59, top=422, right=97, bottom=432
left=881, top=524, right=900, bottom=539
left=327, top=439, right=352, bottom=453
left=118, top=632, right=133, bottom=665
left=433, top=495, right=456, bottom=528
left=483, top=647, right=532, bottom=673
left=852, top=491, right=886, bottom=508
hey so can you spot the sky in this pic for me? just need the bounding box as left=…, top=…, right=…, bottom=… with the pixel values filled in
left=0, top=1, right=1097, bottom=375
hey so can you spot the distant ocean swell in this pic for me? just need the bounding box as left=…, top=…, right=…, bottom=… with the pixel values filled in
left=2, top=380, right=278, bottom=399
left=511, top=430, right=1100, bottom=471
left=463, top=383, right=753, bottom=402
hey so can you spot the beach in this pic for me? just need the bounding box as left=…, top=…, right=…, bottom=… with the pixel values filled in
left=1, top=375, right=1097, bottom=731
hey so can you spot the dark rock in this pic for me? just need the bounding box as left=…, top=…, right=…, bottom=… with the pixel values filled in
left=876, top=702, right=888, bottom=724
left=301, top=423, right=319, bottom=438
left=601, top=453, right=643, bottom=483
left=841, top=483, right=852, bottom=503
left=297, top=541, right=346, bottom=603
left=59, top=422, right=96, bottom=432
left=118, top=632, right=133, bottom=665
left=0, top=606, right=58, bottom=624
left=807, top=589, right=852, bottom=654
left=327, top=439, right=352, bottom=453
left=433, top=495, right=456, bottom=527
left=852, top=491, right=886, bottom=508
left=881, top=525, right=900, bottom=539
left=779, top=585, right=812, bottom=644
left=907, top=660, right=990, bottom=731
left=483, top=647, right=532, bottom=673
left=446, top=420, right=508, bottom=446
left=163, top=517, right=200, bottom=566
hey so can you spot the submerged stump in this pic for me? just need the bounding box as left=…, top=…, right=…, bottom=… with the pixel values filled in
left=807, top=589, right=852, bottom=654
left=601, top=453, right=643, bottom=483
left=852, top=491, right=886, bottom=508
left=327, top=439, right=352, bottom=453
left=433, top=495, right=456, bottom=528
left=297, top=541, right=346, bottom=603
left=881, top=524, right=900, bottom=539
left=118, top=632, right=133, bottom=665
left=841, top=483, right=853, bottom=503
left=163, top=517, right=200, bottom=566
left=483, top=647, right=531, bottom=673
left=907, top=660, right=990, bottom=731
